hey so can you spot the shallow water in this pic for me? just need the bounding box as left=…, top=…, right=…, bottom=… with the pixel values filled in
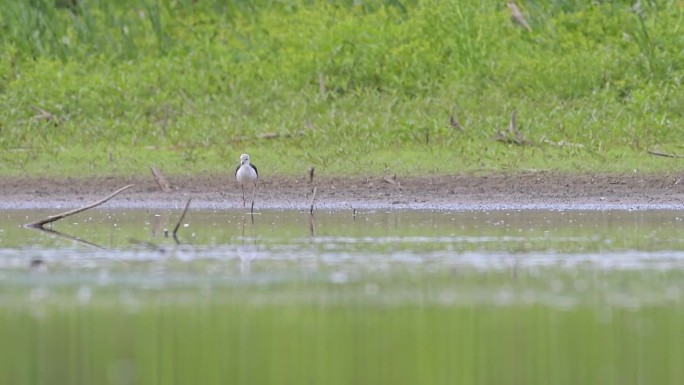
left=1, top=209, right=684, bottom=384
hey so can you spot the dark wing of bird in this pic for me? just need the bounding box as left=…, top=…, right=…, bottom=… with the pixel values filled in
left=251, top=164, right=258, bottom=178
left=235, top=164, right=240, bottom=177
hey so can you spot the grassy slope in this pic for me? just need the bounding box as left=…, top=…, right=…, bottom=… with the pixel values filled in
left=1, top=0, right=683, bottom=177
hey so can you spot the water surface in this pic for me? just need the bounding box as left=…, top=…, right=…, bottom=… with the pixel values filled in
left=1, top=209, right=683, bottom=385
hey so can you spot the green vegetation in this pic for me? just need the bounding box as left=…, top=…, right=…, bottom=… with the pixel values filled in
left=1, top=0, right=683, bottom=176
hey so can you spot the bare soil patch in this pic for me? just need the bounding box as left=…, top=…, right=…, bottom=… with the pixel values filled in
left=2, top=172, right=684, bottom=210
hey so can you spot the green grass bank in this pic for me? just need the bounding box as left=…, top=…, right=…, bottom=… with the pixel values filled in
left=1, top=0, right=683, bottom=177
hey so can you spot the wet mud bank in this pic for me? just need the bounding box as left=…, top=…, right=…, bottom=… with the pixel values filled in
left=2, top=172, right=684, bottom=211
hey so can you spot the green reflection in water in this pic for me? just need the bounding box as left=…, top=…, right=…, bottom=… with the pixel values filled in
left=1, top=209, right=683, bottom=384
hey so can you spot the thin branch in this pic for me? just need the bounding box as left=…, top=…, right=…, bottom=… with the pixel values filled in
left=31, top=105, right=57, bottom=123
left=648, top=149, right=684, bottom=159
left=308, top=166, right=315, bottom=184
left=382, top=174, right=398, bottom=185
left=258, top=132, right=281, bottom=139
left=508, top=1, right=532, bottom=32
left=150, top=166, right=173, bottom=192
left=24, top=184, right=135, bottom=229
left=172, top=198, right=192, bottom=242
left=493, top=110, right=534, bottom=146
left=309, top=187, right=317, bottom=214
left=508, top=110, right=517, bottom=133
left=449, top=115, right=463, bottom=131
left=318, top=72, right=326, bottom=97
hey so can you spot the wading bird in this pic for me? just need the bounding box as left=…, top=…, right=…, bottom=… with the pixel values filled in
left=235, top=153, right=258, bottom=212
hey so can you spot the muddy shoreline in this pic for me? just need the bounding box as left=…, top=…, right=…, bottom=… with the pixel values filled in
left=2, top=172, right=684, bottom=211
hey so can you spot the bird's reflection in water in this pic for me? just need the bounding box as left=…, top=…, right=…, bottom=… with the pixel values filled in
left=238, top=213, right=260, bottom=274
left=237, top=243, right=259, bottom=275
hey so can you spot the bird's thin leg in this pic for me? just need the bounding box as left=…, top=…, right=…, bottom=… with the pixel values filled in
left=250, top=181, right=257, bottom=213
left=241, top=184, right=246, bottom=210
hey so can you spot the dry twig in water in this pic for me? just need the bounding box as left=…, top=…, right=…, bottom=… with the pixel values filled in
left=172, top=198, right=192, bottom=242
left=24, top=184, right=135, bottom=229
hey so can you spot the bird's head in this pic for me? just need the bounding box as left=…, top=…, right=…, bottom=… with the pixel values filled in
left=240, top=153, right=250, bottom=165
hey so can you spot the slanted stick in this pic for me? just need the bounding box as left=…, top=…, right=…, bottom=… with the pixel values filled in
left=309, top=186, right=317, bottom=214
left=172, top=198, right=192, bottom=241
left=150, top=166, right=173, bottom=192
left=24, top=184, right=135, bottom=229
